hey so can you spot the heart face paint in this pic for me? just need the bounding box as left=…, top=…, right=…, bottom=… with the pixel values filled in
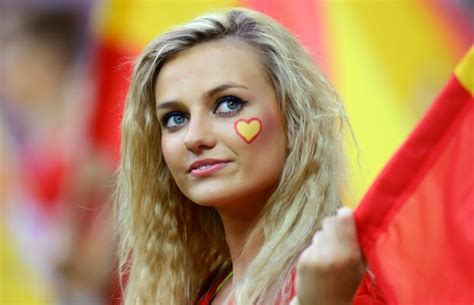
left=234, top=117, right=262, bottom=144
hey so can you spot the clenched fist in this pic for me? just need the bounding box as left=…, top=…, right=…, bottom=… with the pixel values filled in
left=294, top=208, right=365, bottom=305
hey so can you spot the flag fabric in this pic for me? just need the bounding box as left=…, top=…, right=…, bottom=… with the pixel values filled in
left=355, top=48, right=474, bottom=305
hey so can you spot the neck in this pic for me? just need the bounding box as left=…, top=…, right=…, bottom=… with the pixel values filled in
left=215, top=201, right=265, bottom=282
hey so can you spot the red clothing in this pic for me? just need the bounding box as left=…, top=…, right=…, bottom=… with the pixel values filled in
left=197, top=270, right=385, bottom=305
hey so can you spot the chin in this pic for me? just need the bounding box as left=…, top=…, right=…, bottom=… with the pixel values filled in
left=187, top=191, right=236, bottom=207
left=185, top=184, right=275, bottom=211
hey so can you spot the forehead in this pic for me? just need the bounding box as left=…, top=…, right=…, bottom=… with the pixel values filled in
left=154, top=39, right=269, bottom=99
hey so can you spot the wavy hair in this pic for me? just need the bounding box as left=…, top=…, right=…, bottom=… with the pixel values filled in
left=115, top=8, right=347, bottom=305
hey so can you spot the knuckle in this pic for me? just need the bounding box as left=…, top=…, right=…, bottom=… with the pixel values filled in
left=312, top=231, right=323, bottom=244
left=322, top=216, right=336, bottom=228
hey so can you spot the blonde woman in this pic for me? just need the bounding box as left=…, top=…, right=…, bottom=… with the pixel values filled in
left=116, top=8, right=385, bottom=305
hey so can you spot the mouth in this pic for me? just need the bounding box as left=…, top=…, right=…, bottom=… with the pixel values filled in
left=188, top=159, right=231, bottom=177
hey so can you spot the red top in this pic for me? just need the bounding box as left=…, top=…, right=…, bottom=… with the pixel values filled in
left=197, top=270, right=386, bottom=305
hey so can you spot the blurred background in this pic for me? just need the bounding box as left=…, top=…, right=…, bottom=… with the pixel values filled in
left=0, top=0, right=472, bottom=304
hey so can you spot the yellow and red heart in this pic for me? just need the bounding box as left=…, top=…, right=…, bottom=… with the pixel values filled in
left=234, top=117, right=262, bottom=144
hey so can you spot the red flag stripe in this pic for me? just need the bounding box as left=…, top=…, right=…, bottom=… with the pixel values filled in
left=355, top=75, right=472, bottom=251
left=355, top=74, right=473, bottom=304
left=244, top=0, right=331, bottom=75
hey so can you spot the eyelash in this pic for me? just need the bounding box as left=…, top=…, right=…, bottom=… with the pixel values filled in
left=160, top=95, right=248, bottom=131
left=161, top=111, right=187, bottom=131
left=214, top=95, right=248, bottom=116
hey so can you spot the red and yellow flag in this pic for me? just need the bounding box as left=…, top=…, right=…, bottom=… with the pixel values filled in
left=356, top=47, right=474, bottom=304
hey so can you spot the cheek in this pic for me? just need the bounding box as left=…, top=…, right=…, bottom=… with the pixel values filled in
left=160, top=137, right=172, bottom=164
left=232, top=113, right=287, bottom=167
left=257, top=115, right=287, bottom=164
left=160, top=134, right=183, bottom=172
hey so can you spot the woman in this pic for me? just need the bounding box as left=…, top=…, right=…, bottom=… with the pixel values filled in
left=115, top=8, right=384, bottom=305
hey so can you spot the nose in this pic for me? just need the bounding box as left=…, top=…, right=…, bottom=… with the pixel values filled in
left=184, top=115, right=216, bottom=153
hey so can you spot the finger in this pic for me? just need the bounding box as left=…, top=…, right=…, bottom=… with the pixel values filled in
left=299, top=235, right=332, bottom=274
left=311, top=229, right=323, bottom=245
left=320, top=215, right=338, bottom=243
left=321, top=215, right=336, bottom=231
left=334, top=207, right=358, bottom=243
left=333, top=208, right=365, bottom=267
left=310, top=231, right=329, bottom=261
left=316, top=216, right=341, bottom=260
left=337, top=206, right=353, bottom=218
left=298, top=244, right=312, bottom=263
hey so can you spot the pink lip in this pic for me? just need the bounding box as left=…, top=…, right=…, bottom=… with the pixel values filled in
left=188, top=159, right=230, bottom=177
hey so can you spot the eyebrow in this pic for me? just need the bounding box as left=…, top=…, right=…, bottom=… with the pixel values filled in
left=156, top=82, right=248, bottom=110
left=204, top=82, right=248, bottom=99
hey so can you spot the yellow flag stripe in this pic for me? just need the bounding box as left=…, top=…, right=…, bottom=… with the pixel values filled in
left=94, top=0, right=239, bottom=50
left=341, top=1, right=459, bottom=109
left=455, top=47, right=474, bottom=95
left=324, top=2, right=415, bottom=203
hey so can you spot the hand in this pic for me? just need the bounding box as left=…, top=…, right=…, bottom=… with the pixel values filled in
left=295, top=207, right=365, bottom=305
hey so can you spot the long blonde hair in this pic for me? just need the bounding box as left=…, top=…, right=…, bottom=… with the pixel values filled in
left=116, top=8, right=347, bottom=304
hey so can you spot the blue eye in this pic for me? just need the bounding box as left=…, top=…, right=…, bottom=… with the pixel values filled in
left=162, top=112, right=188, bottom=130
left=214, top=96, right=247, bottom=115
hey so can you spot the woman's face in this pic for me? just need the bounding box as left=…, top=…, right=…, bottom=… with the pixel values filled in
left=155, top=39, right=287, bottom=213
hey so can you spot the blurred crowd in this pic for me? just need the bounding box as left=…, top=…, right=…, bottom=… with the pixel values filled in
left=0, top=2, right=119, bottom=305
